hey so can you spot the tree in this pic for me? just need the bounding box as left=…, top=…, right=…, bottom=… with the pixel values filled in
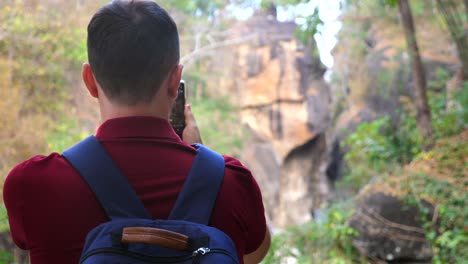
left=394, top=0, right=433, bottom=150
left=436, top=0, right=468, bottom=79
left=435, top=0, right=467, bottom=102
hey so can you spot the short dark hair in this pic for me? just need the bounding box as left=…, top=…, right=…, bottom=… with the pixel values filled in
left=87, top=0, right=179, bottom=105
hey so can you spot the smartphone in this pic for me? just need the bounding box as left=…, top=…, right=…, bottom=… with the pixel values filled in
left=170, top=80, right=186, bottom=139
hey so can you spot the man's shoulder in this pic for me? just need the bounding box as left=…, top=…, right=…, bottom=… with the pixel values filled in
left=223, top=155, right=252, bottom=174
left=222, top=155, right=257, bottom=185
left=4, top=152, right=72, bottom=189
left=220, top=155, right=262, bottom=198
left=9, top=152, right=68, bottom=173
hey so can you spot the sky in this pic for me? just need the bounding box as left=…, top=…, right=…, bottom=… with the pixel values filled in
left=230, top=0, right=343, bottom=69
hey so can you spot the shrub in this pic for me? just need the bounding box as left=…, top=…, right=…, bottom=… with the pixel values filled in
left=341, top=84, right=467, bottom=193
left=430, top=85, right=468, bottom=139
left=262, top=202, right=364, bottom=264
left=341, top=115, right=418, bottom=192
left=191, top=95, right=246, bottom=158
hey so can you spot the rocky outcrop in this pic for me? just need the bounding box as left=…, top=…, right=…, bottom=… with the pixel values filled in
left=347, top=130, right=467, bottom=263
left=348, top=193, right=433, bottom=263
left=222, top=13, right=332, bottom=228
left=274, top=134, right=329, bottom=227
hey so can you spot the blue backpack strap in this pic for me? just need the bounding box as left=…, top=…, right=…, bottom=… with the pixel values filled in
left=168, top=143, right=225, bottom=224
left=62, top=136, right=151, bottom=220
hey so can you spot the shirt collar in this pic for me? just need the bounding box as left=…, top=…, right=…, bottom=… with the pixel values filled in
left=95, top=116, right=180, bottom=141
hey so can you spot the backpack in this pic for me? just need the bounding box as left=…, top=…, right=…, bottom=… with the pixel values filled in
left=63, top=136, right=239, bottom=264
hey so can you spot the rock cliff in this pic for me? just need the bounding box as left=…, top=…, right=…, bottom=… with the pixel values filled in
left=218, top=12, right=332, bottom=228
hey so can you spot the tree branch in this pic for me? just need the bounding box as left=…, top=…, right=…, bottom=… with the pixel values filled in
left=181, top=33, right=258, bottom=68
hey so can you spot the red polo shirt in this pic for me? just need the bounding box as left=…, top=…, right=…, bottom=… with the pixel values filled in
left=3, top=117, right=266, bottom=264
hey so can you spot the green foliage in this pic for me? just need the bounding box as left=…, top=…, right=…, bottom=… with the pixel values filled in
left=384, top=0, right=398, bottom=8
left=430, top=87, right=468, bottom=139
left=0, top=204, right=9, bottom=234
left=342, top=123, right=467, bottom=262
left=343, top=85, right=467, bottom=261
left=426, top=68, right=467, bottom=140
left=191, top=95, right=246, bottom=157
left=262, top=202, right=363, bottom=264
left=0, top=3, right=86, bottom=116
left=457, top=81, right=468, bottom=125
left=342, top=79, right=467, bottom=192
left=0, top=2, right=89, bottom=185
left=0, top=204, right=13, bottom=264
left=47, top=119, right=90, bottom=153
left=382, top=0, right=428, bottom=16
left=402, top=168, right=467, bottom=263
left=344, top=116, right=418, bottom=167
left=341, top=114, right=419, bottom=191
left=295, top=7, right=323, bottom=46
left=0, top=251, right=14, bottom=264
left=259, top=0, right=324, bottom=46
left=428, top=67, right=451, bottom=91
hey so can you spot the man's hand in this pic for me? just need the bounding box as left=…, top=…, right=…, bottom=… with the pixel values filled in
left=182, top=104, right=203, bottom=145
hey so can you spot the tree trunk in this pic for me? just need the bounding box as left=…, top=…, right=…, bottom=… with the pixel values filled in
left=435, top=0, right=468, bottom=81
left=465, top=0, right=468, bottom=78
left=398, top=0, right=433, bottom=150
left=465, top=0, right=468, bottom=16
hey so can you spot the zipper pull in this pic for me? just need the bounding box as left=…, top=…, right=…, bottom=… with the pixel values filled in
left=192, top=247, right=211, bottom=264
left=193, top=247, right=211, bottom=256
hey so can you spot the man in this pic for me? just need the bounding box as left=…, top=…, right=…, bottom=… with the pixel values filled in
left=3, top=1, right=270, bottom=263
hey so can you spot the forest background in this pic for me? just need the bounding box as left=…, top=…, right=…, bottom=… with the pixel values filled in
left=0, top=0, right=466, bottom=263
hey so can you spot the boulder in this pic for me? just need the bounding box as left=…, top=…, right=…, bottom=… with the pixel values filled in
left=348, top=192, right=433, bottom=263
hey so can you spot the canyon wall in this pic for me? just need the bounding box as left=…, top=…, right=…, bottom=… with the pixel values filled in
left=217, top=12, right=332, bottom=228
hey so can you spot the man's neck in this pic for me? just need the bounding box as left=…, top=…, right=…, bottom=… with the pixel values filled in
left=99, top=98, right=170, bottom=123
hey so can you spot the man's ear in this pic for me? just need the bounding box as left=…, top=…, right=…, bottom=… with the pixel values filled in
left=167, top=64, right=184, bottom=98
left=82, top=63, right=99, bottom=98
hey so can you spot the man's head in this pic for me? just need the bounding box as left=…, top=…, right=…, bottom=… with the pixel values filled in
left=86, top=0, right=180, bottom=106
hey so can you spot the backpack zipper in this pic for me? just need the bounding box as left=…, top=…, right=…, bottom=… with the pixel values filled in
left=80, top=247, right=238, bottom=263
left=192, top=247, right=238, bottom=263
